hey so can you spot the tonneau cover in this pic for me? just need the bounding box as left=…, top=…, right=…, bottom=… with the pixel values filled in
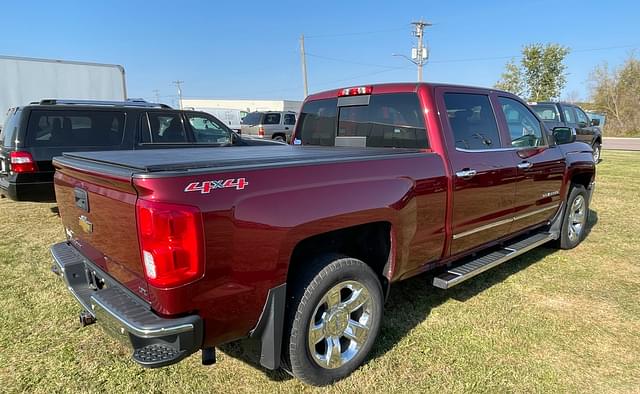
left=59, top=145, right=422, bottom=174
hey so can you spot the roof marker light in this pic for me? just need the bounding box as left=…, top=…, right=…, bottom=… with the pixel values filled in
left=338, top=86, right=373, bottom=97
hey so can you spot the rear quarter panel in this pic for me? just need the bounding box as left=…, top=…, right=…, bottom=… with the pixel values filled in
left=133, top=152, right=447, bottom=345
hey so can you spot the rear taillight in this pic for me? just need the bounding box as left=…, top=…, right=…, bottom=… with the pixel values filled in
left=258, top=126, right=265, bottom=137
left=9, top=151, right=37, bottom=173
left=136, top=199, right=205, bottom=288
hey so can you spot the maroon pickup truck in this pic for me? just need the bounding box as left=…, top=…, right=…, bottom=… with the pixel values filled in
left=50, top=83, right=595, bottom=386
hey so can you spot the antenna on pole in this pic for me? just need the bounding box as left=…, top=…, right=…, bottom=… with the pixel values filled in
left=411, top=20, right=431, bottom=82
left=394, top=20, right=432, bottom=82
left=152, top=89, right=160, bottom=104
left=173, top=80, right=184, bottom=109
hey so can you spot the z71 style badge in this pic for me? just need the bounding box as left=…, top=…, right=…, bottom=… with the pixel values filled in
left=184, top=178, right=248, bottom=194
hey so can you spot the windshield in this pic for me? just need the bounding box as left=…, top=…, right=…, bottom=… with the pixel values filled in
left=531, top=104, right=560, bottom=122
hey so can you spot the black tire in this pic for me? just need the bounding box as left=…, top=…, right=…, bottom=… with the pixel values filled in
left=282, top=254, right=383, bottom=386
left=273, top=134, right=286, bottom=142
left=558, top=184, right=589, bottom=249
left=592, top=141, right=601, bottom=163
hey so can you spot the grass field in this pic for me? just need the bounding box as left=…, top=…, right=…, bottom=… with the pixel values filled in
left=1, top=151, right=639, bottom=393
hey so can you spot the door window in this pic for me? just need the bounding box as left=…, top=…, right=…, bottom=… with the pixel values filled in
left=443, top=93, right=501, bottom=150
left=283, top=113, right=296, bottom=125
left=263, top=113, right=281, bottom=125
left=187, top=114, right=231, bottom=144
left=574, top=107, right=590, bottom=126
left=561, top=106, right=576, bottom=123
left=241, top=112, right=261, bottom=125
left=499, top=97, right=545, bottom=148
left=141, top=112, right=187, bottom=143
left=26, top=110, right=125, bottom=147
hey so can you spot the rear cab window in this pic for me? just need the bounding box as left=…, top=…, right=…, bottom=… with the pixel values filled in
left=26, top=110, right=125, bottom=147
left=296, top=93, right=428, bottom=149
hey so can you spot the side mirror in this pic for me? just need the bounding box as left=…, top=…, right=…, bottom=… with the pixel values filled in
left=590, top=118, right=600, bottom=126
left=553, top=127, right=576, bottom=145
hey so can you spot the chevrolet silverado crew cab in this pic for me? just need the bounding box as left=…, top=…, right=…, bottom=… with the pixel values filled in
left=50, top=83, right=595, bottom=386
left=0, top=99, right=279, bottom=202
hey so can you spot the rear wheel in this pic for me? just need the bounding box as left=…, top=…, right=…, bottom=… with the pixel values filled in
left=273, top=134, right=286, bottom=142
left=283, top=255, right=383, bottom=386
left=558, top=184, right=589, bottom=249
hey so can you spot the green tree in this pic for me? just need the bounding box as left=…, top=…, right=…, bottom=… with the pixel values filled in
left=590, top=54, right=640, bottom=136
left=495, top=59, right=525, bottom=97
left=495, top=43, right=570, bottom=101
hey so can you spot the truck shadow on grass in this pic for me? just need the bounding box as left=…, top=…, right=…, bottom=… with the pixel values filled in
left=219, top=210, right=598, bottom=382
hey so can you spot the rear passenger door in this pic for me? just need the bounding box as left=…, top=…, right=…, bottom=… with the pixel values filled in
left=496, top=96, right=565, bottom=233
left=436, top=88, right=517, bottom=256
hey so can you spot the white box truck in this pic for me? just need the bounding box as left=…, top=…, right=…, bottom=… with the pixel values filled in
left=0, top=55, right=127, bottom=124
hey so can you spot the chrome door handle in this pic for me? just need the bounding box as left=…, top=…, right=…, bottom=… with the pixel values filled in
left=517, top=161, right=533, bottom=169
left=455, top=169, right=477, bottom=179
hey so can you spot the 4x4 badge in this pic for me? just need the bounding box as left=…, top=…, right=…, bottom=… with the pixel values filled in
left=184, top=178, right=248, bottom=194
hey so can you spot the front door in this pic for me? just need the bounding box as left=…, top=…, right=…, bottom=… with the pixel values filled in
left=437, top=89, right=518, bottom=256
left=496, top=96, right=565, bottom=233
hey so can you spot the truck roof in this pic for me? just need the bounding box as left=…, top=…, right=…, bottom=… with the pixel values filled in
left=306, top=82, right=513, bottom=101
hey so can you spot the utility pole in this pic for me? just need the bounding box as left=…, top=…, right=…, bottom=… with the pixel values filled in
left=300, top=34, right=309, bottom=98
left=411, top=20, right=431, bottom=82
left=152, top=89, right=160, bottom=103
left=173, top=80, right=184, bottom=109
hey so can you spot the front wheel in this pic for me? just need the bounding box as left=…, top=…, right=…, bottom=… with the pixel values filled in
left=283, top=255, right=383, bottom=386
left=592, top=141, right=601, bottom=163
left=557, top=184, right=589, bottom=249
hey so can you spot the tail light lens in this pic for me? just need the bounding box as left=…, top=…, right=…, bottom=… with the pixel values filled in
left=136, top=199, right=205, bottom=288
left=338, top=86, right=373, bottom=97
left=9, top=151, right=37, bottom=173
left=258, top=126, right=265, bottom=137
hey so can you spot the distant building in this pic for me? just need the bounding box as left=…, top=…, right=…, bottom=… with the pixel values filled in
left=181, top=99, right=303, bottom=114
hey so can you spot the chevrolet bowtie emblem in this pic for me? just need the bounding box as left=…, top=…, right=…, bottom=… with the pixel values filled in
left=79, top=215, right=93, bottom=234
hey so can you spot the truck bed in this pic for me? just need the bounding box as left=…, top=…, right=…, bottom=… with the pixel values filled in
left=56, top=145, right=423, bottom=175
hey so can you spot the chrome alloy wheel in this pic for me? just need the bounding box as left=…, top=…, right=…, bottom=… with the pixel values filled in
left=568, top=194, right=587, bottom=243
left=593, top=145, right=601, bottom=162
left=307, top=280, right=373, bottom=369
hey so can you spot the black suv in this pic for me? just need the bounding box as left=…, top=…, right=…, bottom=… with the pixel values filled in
left=0, top=99, right=280, bottom=201
left=529, top=101, right=603, bottom=162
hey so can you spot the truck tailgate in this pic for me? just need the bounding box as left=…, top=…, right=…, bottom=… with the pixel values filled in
left=53, top=158, right=149, bottom=302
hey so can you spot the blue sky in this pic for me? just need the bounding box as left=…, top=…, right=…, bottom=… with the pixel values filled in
left=2, top=0, right=638, bottom=105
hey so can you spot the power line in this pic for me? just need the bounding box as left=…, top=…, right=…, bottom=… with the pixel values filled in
left=428, top=44, right=639, bottom=64
left=306, top=52, right=402, bottom=69
left=305, top=26, right=407, bottom=39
